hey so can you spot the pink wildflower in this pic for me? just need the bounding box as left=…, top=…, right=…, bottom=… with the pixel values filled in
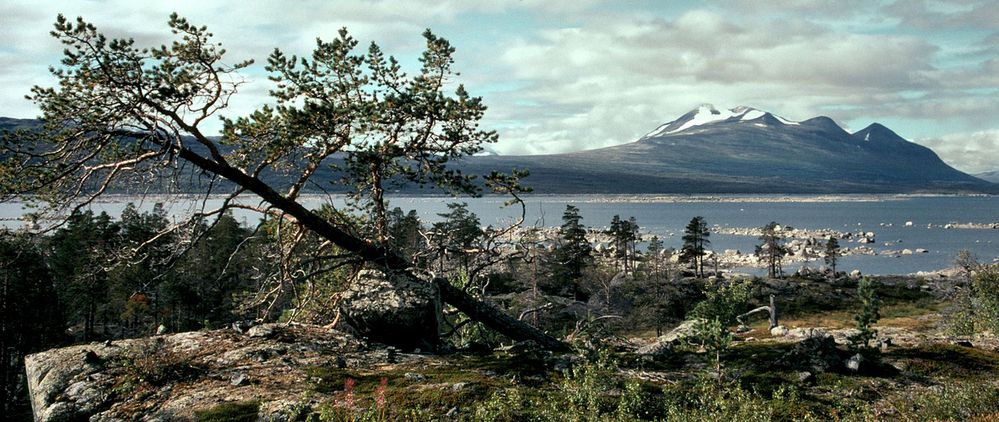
left=344, top=377, right=356, bottom=408
left=375, top=377, right=388, bottom=410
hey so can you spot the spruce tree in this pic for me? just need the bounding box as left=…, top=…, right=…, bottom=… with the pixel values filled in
left=550, top=205, right=593, bottom=300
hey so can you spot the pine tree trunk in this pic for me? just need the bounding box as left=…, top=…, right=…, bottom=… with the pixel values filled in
left=435, top=279, right=568, bottom=351
left=174, top=147, right=570, bottom=351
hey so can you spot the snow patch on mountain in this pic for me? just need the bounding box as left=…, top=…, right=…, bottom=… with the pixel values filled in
left=665, top=104, right=740, bottom=134
left=740, top=110, right=766, bottom=120
left=642, top=104, right=801, bottom=138
left=774, top=115, right=799, bottom=126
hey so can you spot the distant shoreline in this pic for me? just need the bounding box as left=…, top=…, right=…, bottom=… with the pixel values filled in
left=529, top=193, right=994, bottom=204
left=4, top=192, right=995, bottom=206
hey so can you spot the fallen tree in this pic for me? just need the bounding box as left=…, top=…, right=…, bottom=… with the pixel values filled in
left=0, top=14, right=567, bottom=351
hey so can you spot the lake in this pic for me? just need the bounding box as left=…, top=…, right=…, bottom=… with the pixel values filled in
left=3, top=194, right=998, bottom=275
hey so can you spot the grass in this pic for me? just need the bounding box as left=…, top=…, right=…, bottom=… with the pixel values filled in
left=207, top=280, right=999, bottom=421
left=302, top=351, right=555, bottom=418
left=278, top=338, right=999, bottom=421
left=766, top=301, right=944, bottom=332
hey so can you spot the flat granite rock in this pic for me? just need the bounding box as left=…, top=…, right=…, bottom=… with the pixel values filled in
left=24, top=324, right=368, bottom=421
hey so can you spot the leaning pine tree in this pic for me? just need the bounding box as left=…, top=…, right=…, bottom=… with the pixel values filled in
left=0, top=15, right=565, bottom=351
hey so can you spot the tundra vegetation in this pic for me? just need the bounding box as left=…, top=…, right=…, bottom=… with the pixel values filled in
left=1, top=14, right=999, bottom=421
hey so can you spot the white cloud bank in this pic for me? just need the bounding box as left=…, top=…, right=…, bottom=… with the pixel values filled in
left=916, top=130, right=999, bottom=175
left=1, top=1, right=997, bottom=173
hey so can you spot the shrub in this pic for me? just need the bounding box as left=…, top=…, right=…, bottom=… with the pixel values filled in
left=471, top=349, right=661, bottom=421
left=947, top=264, right=999, bottom=336
left=123, top=339, right=200, bottom=386
left=692, top=318, right=733, bottom=380
left=945, top=289, right=976, bottom=336
left=689, top=279, right=754, bottom=325
left=871, top=382, right=999, bottom=421
left=971, top=265, right=999, bottom=335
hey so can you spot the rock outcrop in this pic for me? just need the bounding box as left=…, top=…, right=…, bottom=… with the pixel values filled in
left=25, top=324, right=367, bottom=421
left=777, top=334, right=843, bottom=374
left=637, top=319, right=704, bottom=356
left=338, top=269, right=442, bottom=352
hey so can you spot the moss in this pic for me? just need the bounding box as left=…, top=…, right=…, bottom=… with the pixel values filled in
left=874, top=281, right=933, bottom=304
left=725, top=342, right=794, bottom=369
left=195, top=401, right=260, bottom=422
left=889, top=344, right=999, bottom=379
left=738, top=370, right=793, bottom=397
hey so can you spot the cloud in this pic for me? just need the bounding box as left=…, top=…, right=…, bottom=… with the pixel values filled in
left=883, top=0, right=999, bottom=31
left=916, top=130, right=999, bottom=173
left=1, top=1, right=997, bottom=162
left=0, top=0, right=606, bottom=121
left=483, top=10, right=952, bottom=154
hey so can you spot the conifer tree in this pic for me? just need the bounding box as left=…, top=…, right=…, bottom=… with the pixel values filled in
left=824, top=237, right=840, bottom=276
left=680, top=216, right=710, bottom=278
left=850, top=277, right=881, bottom=348
left=550, top=205, right=593, bottom=300
left=756, top=222, right=788, bottom=279
left=0, top=14, right=563, bottom=350
left=1, top=233, right=65, bottom=415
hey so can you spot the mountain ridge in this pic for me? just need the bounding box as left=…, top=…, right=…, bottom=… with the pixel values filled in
left=974, top=170, right=999, bottom=184
left=1, top=108, right=996, bottom=194
left=456, top=105, right=997, bottom=194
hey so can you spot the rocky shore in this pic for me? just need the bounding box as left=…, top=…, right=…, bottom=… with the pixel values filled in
left=496, top=224, right=941, bottom=273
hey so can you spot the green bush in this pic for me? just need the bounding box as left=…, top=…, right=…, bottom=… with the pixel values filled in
left=871, top=382, right=999, bottom=421
left=659, top=381, right=822, bottom=422
left=947, top=264, right=999, bottom=336
left=472, top=349, right=656, bottom=421
left=692, top=318, right=733, bottom=380
left=689, top=279, right=754, bottom=325
left=972, top=265, right=999, bottom=335
left=945, top=289, right=976, bottom=336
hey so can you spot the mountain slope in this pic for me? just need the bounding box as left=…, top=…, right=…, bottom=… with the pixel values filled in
left=974, top=170, right=999, bottom=184
left=458, top=105, right=996, bottom=194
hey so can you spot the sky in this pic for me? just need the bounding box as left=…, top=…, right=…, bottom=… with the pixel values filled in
left=1, top=0, right=997, bottom=173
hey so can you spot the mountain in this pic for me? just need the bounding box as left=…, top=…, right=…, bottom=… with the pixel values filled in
left=974, top=170, right=999, bottom=184
left=457, top=104, right=997, bottom=194
left=2, top=108, right=995, bottom=194
left=0, top=116, right=41, bottom=130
